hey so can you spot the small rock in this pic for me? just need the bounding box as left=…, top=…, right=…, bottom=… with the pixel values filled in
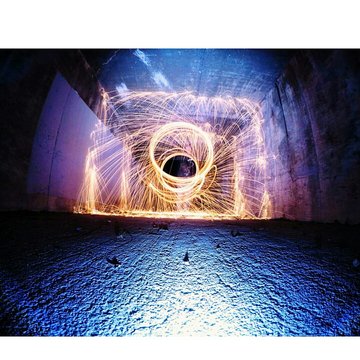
left=106, top=256, right=121, bottom=267
left=153, top=222, right=169, bottom=230
left=352, top=258, right=360, bottom=268
left=76, top=227, right=82, bottom=232
left=231, top=230, right=243, bottom=237
left=159, top=223, right=169, bottom=230
left=183, top=251, right=189, bottom=264
left=216, top=243, right=221, bottom=249
left=114, top=222, right=128, bottom=238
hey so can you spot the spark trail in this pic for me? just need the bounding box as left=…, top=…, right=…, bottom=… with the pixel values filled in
left=75, top=91, right=271, bottom=220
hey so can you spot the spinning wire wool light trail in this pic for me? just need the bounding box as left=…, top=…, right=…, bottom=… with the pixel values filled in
left=75, top=91, right=271, bottom=220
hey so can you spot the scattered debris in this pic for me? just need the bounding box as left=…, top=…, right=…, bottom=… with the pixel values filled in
left=152, top=222, right=169, bottom=230
left=183, top=251, right=189, bottom=264
left=106, top=256, right=121, bottom=267
left=231, top=230, right=243, bottom=237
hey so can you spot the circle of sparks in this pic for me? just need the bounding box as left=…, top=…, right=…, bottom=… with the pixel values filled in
left=149, top=121, right=214, bottom=203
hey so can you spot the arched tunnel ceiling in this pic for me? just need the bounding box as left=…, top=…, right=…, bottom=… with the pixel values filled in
left=81, top=49, right=297, bottom=103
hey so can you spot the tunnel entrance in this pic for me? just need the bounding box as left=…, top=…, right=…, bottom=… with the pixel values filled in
left=163, top=155, right=196, bottom=177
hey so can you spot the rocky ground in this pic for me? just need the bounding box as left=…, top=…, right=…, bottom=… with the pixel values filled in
left=0, top=212, right=359, bottom=336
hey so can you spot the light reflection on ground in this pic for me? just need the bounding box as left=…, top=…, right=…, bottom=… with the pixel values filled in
left=0, top=214, right=359, bottom=336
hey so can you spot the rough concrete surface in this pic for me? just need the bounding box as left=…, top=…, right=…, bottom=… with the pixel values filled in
left=0, top=212, right=359, bottom=336
left=27, top=73, right=100, bottom=212
left=0, top=50, right=102, bottom=211
left=262, top=50, right=360, bottom=224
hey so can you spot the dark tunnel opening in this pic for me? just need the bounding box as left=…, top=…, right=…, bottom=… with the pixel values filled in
left=163, top=155, right=196, bottom=177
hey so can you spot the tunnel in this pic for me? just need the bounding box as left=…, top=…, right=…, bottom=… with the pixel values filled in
left=0, top=49, right=359, bottom=336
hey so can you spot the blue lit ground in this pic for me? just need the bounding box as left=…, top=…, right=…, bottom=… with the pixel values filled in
left=0, top=212, right=359, bottom=336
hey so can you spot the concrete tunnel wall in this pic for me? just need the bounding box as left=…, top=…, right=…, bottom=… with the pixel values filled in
left=27, top=73, right=100, bottom=212
left=262, top=50, right=360, bottom=224
left=27, top=72, right=124, bottom=212
left=0, top=50, right=103, bottom=211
